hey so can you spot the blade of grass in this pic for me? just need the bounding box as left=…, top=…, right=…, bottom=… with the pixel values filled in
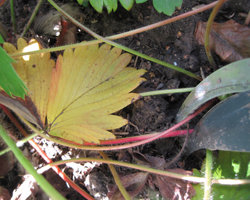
left=10, top=0, right=16, bottom=33
left=100, top=151, right=131, bottom=200
left=0, top=125, right=65, bottom=200
left=47, top=0, right=201, bottom=81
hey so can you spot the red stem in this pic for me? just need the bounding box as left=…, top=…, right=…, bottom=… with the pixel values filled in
left=0, top=105, right=94, bottom=200
left=84, top=129, right=194, bottom=146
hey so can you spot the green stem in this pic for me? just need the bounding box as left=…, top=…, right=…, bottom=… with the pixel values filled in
left=10, top=0, right=16, bottom=33
left=0, top=132, right=38, bottom=156
left=11, top=1, right=217, bottom=60
left=0, top=125, right=65, bottom=200
left=140, top=87, right=194, bottom=97
left=205, top=0, right=227, bottom=67
left=21, top=0, right=44, bottom=37
left=46, top=156, right=250, bottom=185
left=100, top=152, right=131, bottom=200
left=48, top=156, right=205, bottom=183
left=204, top=150, right=213, bottom=200
left=47, top=0, right=201, bottom=81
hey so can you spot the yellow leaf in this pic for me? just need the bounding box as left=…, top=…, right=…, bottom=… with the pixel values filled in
left=3, top=39, right=54, bottom=125
left=4, top=39, right=146, bottom=144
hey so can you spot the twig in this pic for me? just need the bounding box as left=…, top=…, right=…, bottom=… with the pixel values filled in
left=47, top=0, right=201, bottom=81
left=165, top=125, right=189, bottom=169
left=205, top=0, right=227, bottom=67
left=21, top=0, right=44, bottom=37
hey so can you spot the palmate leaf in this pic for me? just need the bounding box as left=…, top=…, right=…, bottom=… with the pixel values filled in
left=3, top=38, right=146, bottom=144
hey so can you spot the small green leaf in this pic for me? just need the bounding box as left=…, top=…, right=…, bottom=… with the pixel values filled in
left=119, top=0, right=134, bottom=10
left=104, top=0, right=118, bottom=13
left=192, top=151, right=250, bottom=200
left=136, top=0, right=147, bottom=3
left=177, top=58, right=250, bottom=122
left=77, top=0, right=84, bottom=5
left=0, top=34, right=4, bottom=44
left=0, top=47, right=27, bottom=98
left=153, top=0, right=182, bottom=16
left=89, top=0, right=104, bottom=13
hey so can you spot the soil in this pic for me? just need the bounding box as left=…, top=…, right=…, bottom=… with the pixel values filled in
left=0, top=0, right=249, bottom=199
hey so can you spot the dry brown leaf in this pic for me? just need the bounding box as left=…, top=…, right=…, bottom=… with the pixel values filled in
left=133, top=152, right=196, bottom=200
left=108, top=172, right=148, bottom=200
left=195, top=20, right=250, bottom=62
left=154, top=169, right=195, bottom=200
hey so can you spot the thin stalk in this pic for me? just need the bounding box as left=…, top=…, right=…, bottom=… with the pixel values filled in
left=100, top=151, right=131, bottom=200
left=0, top=133, right=38, bottom=156
left=47, top=0, right=201, bottom=81
left=21, top=0, right=44, bottom=37
left=140, top=87, right=194, bottom=97
left=10, top=1, right=217, bottom=70
left=10, top=0, right=16, bottom=33
left=107, top=1, right=218, bottom=40
left=205, top=0, right=227, bottom=67
left=204, top=150, right=213, bottom=200
left=0, top=125, right=65, bottom=200
left=11, top=1, right=217, bottom=57
left=48, top=156, right=205, bottom=183
left=46, top=157, right=250, bottom=185
left=21, top=100, right=212, bottom=151
left=83, top=129, right=193, bottom=146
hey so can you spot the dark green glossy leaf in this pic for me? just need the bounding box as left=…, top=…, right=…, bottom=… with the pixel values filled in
left=177, top=58, right=250, bottom=122
left=153, top=0, right=182, bottom=16
left=187, top=91, right=250, bottom=153
left=0, top=47, right=27, bottom=98
left=192, top=151, right=250, bottom=200
left=119, top=0, right=134, bottom=10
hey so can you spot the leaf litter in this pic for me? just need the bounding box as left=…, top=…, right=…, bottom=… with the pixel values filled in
left=195, top=19, right=250, bottom=62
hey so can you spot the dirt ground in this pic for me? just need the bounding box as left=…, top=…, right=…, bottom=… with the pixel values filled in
left=0, top=0, right=249, bottom=199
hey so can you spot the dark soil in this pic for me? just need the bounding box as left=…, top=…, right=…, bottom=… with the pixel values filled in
left=0, top=0, right=249, bottom=199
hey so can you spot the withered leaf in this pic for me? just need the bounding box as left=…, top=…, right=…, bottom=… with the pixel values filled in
left=154, top=168, right=195, bottom=200
left=195, top=20, right=250, bottom=62
left=108, top=172, right=148, bottom=200
left=132, top=152, right=196, bottom=200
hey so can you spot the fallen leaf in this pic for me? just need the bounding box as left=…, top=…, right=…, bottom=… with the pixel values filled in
left=154, top=169, right=195, bottom=200
left=195, top=20, right=250, bottom=62
left=3, top=38, right=146, bottom=144
left=133, top=152, right=196, bottom=199
left=108, top=172, right=149, bottom=200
